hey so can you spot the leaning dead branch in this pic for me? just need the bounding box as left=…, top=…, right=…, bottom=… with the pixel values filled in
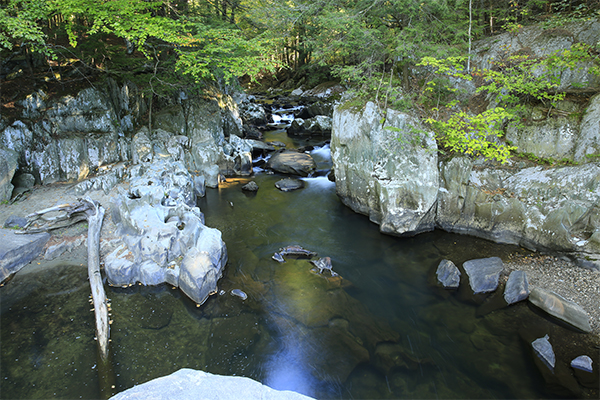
left=20, top=198, right=110, bottom=362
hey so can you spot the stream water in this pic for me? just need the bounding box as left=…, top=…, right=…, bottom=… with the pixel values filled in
left=1, top=110, right=597, bottom=399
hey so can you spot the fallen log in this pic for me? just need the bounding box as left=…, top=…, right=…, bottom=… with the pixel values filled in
left=21, top=198, right=110, bottom=361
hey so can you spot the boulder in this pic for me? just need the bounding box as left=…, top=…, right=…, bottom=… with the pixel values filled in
left=12, top=173, right=35, bottom=189
left=528, top=287, right=592, bottom=332
left=0, top=229, right=50, bottom=282
left=503, top=270, right=529, bottom=304
left=463, top=257, right=504, bottom=294
left=239, top=101, right=267, bottom=126
left=287, top=116, right=332, bottom=136
left=109, top=368, right=314, bottom=400
left=435, top=259, right=460, bottom=288
left=266, top=151, right=317, bottom=177
left=3, top=215, right=27, bottom=229
left=331, top=101, right=438, bottom=235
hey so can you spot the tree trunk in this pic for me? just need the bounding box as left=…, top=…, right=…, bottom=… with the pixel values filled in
left=21, top=199, right=110, bottom=361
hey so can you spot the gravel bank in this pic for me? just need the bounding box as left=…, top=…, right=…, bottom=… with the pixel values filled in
left=503, top=252, right=600, bottom=337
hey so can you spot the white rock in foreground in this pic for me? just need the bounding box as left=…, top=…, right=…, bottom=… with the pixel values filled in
left=109, top=368, right=314, bottom=400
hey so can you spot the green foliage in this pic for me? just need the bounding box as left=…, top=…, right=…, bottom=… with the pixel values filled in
left=426, top=108, right=517, bottom=163
left=1, top=0, right=277, bottom=89
left=418, top=41, right=599, bottom=163
left=0, top=0, right=51, bottom=54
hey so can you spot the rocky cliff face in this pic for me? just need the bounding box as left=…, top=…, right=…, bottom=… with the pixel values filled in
left=331, top=102, right=600, bottom=269
left=331, top=20, right=600, bottom=269
left=0, top=79, right=258, bottom=202
left=331, top=102, right=439, bottom=235
left=472, top=18, right=600, bottom=164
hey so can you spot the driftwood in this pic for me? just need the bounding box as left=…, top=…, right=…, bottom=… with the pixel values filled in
left=21, top=198, right=110, bottom=361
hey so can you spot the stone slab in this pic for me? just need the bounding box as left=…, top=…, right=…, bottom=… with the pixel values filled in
left=0, top=228, right=50, bottom=282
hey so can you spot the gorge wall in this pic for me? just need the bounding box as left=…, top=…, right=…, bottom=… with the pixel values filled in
left=331, top=19, right=600, bottom=270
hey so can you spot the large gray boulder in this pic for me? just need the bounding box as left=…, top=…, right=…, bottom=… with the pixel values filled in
left=105, top=158, right=227, bottom=305
left=0, top=229, right=50, bottom=282
left=266, top=150, right=317, bottom=177
left=109, top=368, right=314, bottom=400
left=528, top=287, right=592, bottom=332
left=331, top=101, right=438, bottom=235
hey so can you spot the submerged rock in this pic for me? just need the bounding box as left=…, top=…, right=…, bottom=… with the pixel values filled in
left=272, top=252, right=285, bottom=263
left=532, top=334, right=555, bottom=372
left=504, top=270, right=529, bottom=304
left=230, top=289, right=248, bottom=300
left=309, top=257, right=339, bottom=277
left=436, top=259, right=460, bottom=288
left=528, top=287, right=592, bottom=332
left=274, top=178, right=304, bottom=192
left=463, top=257, right=504, bottom=294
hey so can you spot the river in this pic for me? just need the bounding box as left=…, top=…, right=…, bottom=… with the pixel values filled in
left=1, top=111, right=596, bottom=399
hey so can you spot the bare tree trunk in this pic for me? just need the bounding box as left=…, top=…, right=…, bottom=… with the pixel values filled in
left=86, top=201, right=109, bottom=361
left=21, top=199, right=109, bottom=361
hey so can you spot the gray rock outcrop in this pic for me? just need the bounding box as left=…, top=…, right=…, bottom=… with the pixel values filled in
left=436, top=259, right=460, bottom=288
left=287, top=116, right=332, bottom=136
left=105, top=158, right=227, bottom=305
left=0, top=147, right=19, bottom=202
left=331, top=102, right=438, bottom=235
left=109, top=368, right=314, bottom=400
left=0, top=229, right=50, bottom=282
left=463, top=257, right=504, bottom=294
left=437, top=158, right=600, bottom=268
left=528, top=287, right=592, bottom=332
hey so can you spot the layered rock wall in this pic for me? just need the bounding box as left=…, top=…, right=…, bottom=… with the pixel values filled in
left=331, top=103, right=600, bottom=269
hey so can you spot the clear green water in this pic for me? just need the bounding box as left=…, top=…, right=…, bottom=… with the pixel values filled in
left=1, top=133, right=597, bottom=399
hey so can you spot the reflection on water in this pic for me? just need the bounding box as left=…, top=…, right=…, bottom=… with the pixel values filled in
left=1, top=135, right=598, bottom=399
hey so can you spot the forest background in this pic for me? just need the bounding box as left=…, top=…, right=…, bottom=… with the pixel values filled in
left=2, top=0, right=599, bottom=162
